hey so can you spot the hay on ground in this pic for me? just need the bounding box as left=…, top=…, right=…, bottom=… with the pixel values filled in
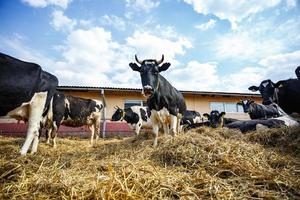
left=0, top=126, right=300, bottom=199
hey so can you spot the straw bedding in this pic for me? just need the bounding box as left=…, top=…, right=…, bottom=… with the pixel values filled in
left=0, top=126, right=300, bottom=199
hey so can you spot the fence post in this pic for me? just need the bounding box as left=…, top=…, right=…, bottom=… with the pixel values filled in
left=101, top=89, right=107, bottom=138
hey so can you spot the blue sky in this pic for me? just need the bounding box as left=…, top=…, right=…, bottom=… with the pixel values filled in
left=1, top=0, right=300, bottom=92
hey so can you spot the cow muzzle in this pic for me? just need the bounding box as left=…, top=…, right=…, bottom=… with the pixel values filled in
left=143, top=85, right=154, bottom=97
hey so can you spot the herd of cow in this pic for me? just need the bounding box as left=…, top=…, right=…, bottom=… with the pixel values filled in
left=0, top=52, right=300, bottom=155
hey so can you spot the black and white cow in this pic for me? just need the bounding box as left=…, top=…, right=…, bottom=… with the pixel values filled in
left=129, top=55, right=186, bottom=146
left=237, top=99, right=280, bottom=119
left=111, top=106, right=151, bottom=136
left=203, top=110, right=238, bottom=128
left=248, top=67, right=300, bottom=114
left=45, top=92, right=104, bottom=147
left=181, top=110, right=202, bottom=126
left=225, top=115, right=298, bottom=133
left=0, top=52, right=58, bottom=155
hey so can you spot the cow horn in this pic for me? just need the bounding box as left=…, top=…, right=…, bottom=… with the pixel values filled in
left=135, top=55, right=143, bottom=64
left=156, top=54, right=164, bottom=65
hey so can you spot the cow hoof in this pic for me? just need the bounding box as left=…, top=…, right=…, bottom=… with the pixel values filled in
left=20, top=151, right=27, bottom=156
left=30, top=151, right=37, bottom=155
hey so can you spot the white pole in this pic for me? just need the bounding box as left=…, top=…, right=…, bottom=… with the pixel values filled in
left=101, top=89, right=107, bottom=138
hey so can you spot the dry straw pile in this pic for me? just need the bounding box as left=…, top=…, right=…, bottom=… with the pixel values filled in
left=0, top=126, right=300, bottom=199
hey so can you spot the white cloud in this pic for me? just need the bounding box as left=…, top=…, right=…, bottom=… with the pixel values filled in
left=220, top=67, right=265, bottom=92
left=183, top=0, right=281, bottom=29
left=126, top=31, right=192, bottom=66
left=194, top=19, right=216, bottom=31
left=258, top=50, right=300, bottom=80
left=50, top=10, right=77, bottom=32
left=22, top=0, right=71, bottom=9
left=286, top=0, right=297, bottom=9
left=0, top=35, right=56, bottom=72
left=126, top=0, right=160, bottom=12
left=168, top=61, right=219, bottom=91
left=100, top=15, right=126, bottom=31
left=219, top=50, right=300, bottom=92
left=215, top=32, right=284, bottom=61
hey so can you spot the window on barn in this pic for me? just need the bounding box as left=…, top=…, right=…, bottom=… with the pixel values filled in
left=210, top=102, right=224, bottom=112
left=124, top=100, right=146, bottom=109
left=210, top=102, right=243, bottom=113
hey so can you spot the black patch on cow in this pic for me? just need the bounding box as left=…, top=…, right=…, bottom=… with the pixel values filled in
left=123, top=108, right=140, bottom=125
left=0, top=53, right=58, bottom=116
left=238, top=100, right=280, bottom=119
left=184, top=121, right=210, bottom=131
left=51, top=92, right=102, bottom=128
left=181, top=110, right=201, bottom=125
left=140, top=108, right=148, bottom=122
left=146, top=74, right=186, bottom=116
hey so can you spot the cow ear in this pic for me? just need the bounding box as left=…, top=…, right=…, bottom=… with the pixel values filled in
left=274, top=80, right=285, bottom=88
left=203, top=113, right=210, bottom=119
left=236, top=102, right=242, bottom=106
left=220, top=112, right=226, bottom=117
left=248, top=86, right=259, bottom=92
left=158, top=63, right=171, bottom=72
left=129, top=63, right=141, bottom=72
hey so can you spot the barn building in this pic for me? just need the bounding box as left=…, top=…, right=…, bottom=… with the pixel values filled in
left=58, top=86, right=261, bottom=120
left=0, top=86, right=261, bottom=137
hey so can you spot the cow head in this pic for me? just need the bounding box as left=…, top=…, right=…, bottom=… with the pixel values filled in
left=237, top=99, right=254, bottom=113
left=111, top=106, right=125, bottom=121
left=129, top=55, right=171, bottom=97
left=248, top=79, right=279, bottom=105
left=203, top=110, right=226, bottom=128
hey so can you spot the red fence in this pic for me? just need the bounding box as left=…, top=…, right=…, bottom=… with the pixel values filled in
left=0, top=122, right=135, bottom=138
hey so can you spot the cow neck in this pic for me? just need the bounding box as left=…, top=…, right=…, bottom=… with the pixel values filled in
left=273, top=88, right=279, bottom=104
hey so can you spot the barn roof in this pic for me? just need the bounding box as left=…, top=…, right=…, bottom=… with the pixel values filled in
left=57, top=86, right=261, bottom=98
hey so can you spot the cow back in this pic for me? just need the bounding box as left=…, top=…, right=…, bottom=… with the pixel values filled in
left=0, top=53, right=58, bottom=116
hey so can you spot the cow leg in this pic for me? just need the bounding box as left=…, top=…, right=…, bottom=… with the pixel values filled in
left=94, top=120, right=100, bottom=142
left=46, top=128, right=52, bottom=144
left=152, top=123, right=159, bottom=147
left=135, top=123, right=142, bottom=137
left=151, top=112, right=159, bottom=147
left=20, top=92, right=47, bottom=155
left=163, top=124, right=169, bottom=136
left=51, top=123, right=58, bottom=148
left=89, top=124, right=95, bottom=147
left=177, top=117, right=182, bottom=133
left=170, top=115, right=177, bottom=136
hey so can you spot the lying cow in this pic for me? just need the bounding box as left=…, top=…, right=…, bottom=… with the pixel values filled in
left=184, top=110, right=237, bottom=130
left=237, top=99, right=280, bottom=119
left=181, top=110, right=202, bottom=126
left=45, top=92, right=104, bottom=147
left=0, top=53, right=58, bottom=155
left=130, top=55, right=186, bottom=146
left=111, top=106, right=151, bottom=136
left=249, top=66, right=300, bottom=115
left=225, top=115, right=299, bottom=133
left=203, top=110, right=238, bottom=128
